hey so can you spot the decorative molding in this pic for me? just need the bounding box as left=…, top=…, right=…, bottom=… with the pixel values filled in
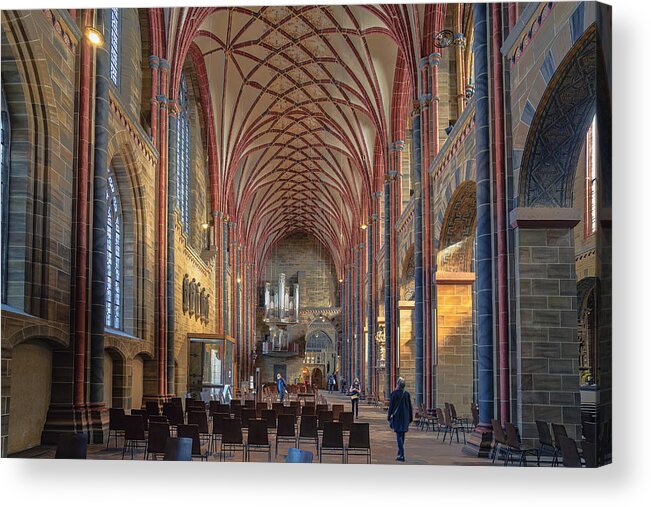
left=429, top=102, right=476, bottom=182
left=109, top=90, right=159, bottom=166
left=43, top=9, right=80, bottom=52
left=501, top=2, right=556, bottom=67
left=509, top=207, right=581, bottom=229
left=435, top=271, right=475, bottom=284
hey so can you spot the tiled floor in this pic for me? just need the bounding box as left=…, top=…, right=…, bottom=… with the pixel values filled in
left=10, top=392, right=495, bottom=466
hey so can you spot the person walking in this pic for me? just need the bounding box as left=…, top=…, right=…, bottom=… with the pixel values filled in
left=387, top=377, right=413, bottom=462
left=350, top=378, right=361, bottom=419
left=276, top=372, right=287, bottom=403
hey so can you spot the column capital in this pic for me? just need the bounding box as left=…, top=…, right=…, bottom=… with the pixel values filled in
left=429, top=52, right=442, bottom=65
left=148, top=55, right=160, bottom=68
left=158, top=58, right=170, bottom=71
left=419, top=56, right=430, bottom=69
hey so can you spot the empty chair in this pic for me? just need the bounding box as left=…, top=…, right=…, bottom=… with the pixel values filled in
left=163, top=437, right=192, bottom=461
left=504, top=422, right=539, bottom=466
left=551, top=423, right=569, bottom=467
left=241, top=408, right=257, bottom=430
left=230, top=403, right=242, bottom=419
left=55, top=432, right=88, bottom=459
left=230, top=399, right=241, bottom=408
left=449, top=403, right=470, bottom=431
left=188, top=410, right=210, bottom=444
left=346, top=423, right=371, bottom=464
left=209, top=414, right=226, bottom=455
left=298, top=415, right=319, bottom=456
left=331, top=404, right=344, bottom=421
left=317, top=410, right=333, bottom=432
left=535, top=420, right=557, bottom=465
left=319, top=422, right=344, bottom=463
left=149, top=415, right=169, bottom=425
left=177, top=424, right=208, bottom=461
left=286, top=447, right=313, bottom=463
left=441, top=405, right=466, bottom=444
left=246, top=419, right=271, bottom=462
left=145, top=400, right=160, bottom=417
left=282, top=405, right=296, bottom=416
left=339, top=412, right=353, bottom=434
left=145, top=422, right=170, bottom=460
left=275, top=414, right=298, bottom=457
left=131, top=409, right=149, bottom=431
left=316, top=403, right=328, bottom=414
left=163, top=403, right=184, bottom=430
left=301, top=406, right=315, bottom=417
left=122, top=414, right=147, bottom=459
left=491, top=419, right=508, bottom=463
left=106, top=408, right=126, bottom=449
left=220, top=418, right=245, bottom=461
left=261, top=409, right=277, bottom=433
left=170, top=397, right=183, bottom=409
left=559, top=436, right=582, bottom=467
left=272, top=402, right=284, bottom=416
left=209, top=400, right=222, bottom=416
left=244, top=400, right=256, bottom=409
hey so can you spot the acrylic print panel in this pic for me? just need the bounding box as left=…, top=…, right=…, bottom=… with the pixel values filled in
left=0, top=1, right=611, bottom=468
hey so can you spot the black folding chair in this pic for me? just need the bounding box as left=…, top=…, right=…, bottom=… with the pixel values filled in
left=145, top=422, right=170, bottom=460
left=504, top=422, right=539, bottom=466
left=246, top=419, right=271, bottom=462
left=346, top=423, right=371, bottom=464
left=107, top=408, right=126, bottom=449
left=122, top=415, right=147, bottom=459
left=177, top=424, right=208, bottom=461
left=298, top=414, right=319, bottom=456
left=220, top=418, right=245, bottom=461
left=320, top=422, right=344, bottom=463
left=163, top=437, right=192, bottom=461
left=275, top=414, right=298, bottom=457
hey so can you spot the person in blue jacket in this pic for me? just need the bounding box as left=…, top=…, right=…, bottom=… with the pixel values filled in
left=276, top=372, right=287, bottom=403
left=387, top=377, right=413, bottom=462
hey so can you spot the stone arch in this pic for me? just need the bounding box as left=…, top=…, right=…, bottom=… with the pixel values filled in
left=106, top=137, right=147, bottom=337
left=519, top=24, right=610, bottom=208
left=4, top=322, right=68, bottom=351
left=577, top=276, right=600, bottom=384
left=1, top=12, right=65, bottom=317
left=437, top=181, right=476, bottom=272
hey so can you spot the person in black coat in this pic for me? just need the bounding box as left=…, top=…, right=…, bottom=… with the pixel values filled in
left=387, top=377, right=413, bottom=461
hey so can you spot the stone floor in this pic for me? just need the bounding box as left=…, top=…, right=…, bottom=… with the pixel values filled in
left=10, top=392, right=495, bottom=466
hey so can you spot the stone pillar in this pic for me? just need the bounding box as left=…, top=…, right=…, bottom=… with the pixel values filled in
left=383, top=176, right=392, bottom=398
left=1, top=349, right=10, bottom=456
left=434, top=272, right=475, bottom=412
left=367, top=212, right=376, bottom=395
left=88, top=8, right=111, bottom=442
left=412, top=108, right=424, bottom=406
left=511, top=208, right=582, bottom=447
left=473, top=2, right=494, bottom=428
left=355, top=245, right=362, bottom=385
left=166, top=102, right=177, bottom=396
left=347, top=265, right=353, bottom=382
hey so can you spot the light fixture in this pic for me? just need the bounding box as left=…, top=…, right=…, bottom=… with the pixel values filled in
left=338, top=278, right=343, bottom=283
left=360, top=223, right=367, bottom=230
left=84, top=25, right=104, bottom=47
left=237, top=277, right=242, bottom=284
left=201, top=222, right=209, bottom=230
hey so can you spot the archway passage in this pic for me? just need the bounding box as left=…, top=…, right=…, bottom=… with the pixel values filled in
left=311, top=367, right=324, bottom=389
left=435, top=181, right=477, bottom=412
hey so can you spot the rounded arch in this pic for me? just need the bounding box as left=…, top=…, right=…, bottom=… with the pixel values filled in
left=4, top=323, right=68, bottom=351
left=104, top=346, right=127, bottom=409
left=519, top=24, right=609, bottom=208
left=437, top=180, right=476, bottom=272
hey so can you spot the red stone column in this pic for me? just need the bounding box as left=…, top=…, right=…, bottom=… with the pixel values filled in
left=72, top=9, right=93, bottom=409
left=156, top=60, right=170, bottom=398
left=492, top=3, right=510, bottom=423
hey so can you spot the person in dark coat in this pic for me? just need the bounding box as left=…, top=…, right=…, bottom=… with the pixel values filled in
left=387, top=377, right=413, bottom=461
left=276, top=372, right=287, bottom=403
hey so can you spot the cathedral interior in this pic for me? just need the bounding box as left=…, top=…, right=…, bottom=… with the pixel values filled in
left=0, top=1, right=613, bottom=474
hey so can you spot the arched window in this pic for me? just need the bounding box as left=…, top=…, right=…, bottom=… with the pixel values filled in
left=106, top=168, right=122, bottom=329
left=585, top=114, right=597, bottom=237
left=1, top=88, right=10, bottom=303
left=176, top=73, right=190, bottom=235
left=109, top=7, right=121, bottom=87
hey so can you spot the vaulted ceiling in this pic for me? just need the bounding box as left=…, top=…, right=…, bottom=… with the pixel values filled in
left=168, top=5, right=426, bottom=275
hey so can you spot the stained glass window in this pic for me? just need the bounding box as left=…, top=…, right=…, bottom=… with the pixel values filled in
left=177, top=73, right=190, bottom=235
left=585, top=115, right=597, bottom=237
left=106, top=169, right=122, bottom=329
left=109, top=8, right=120, bottom=86
left=1, top=88, right=9, bottom=303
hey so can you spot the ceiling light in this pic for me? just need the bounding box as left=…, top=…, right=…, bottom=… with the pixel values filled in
left=360, top=224, right=368, bottom=230
left=201, top=222, right=209, bottom=230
